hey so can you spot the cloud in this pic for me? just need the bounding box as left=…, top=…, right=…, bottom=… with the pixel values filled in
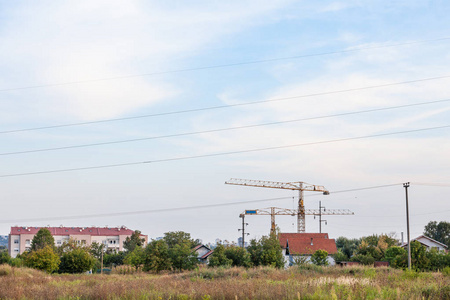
left=0, top=0, right=295, bottom=121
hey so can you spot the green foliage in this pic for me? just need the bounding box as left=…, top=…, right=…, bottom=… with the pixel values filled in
left=354, top=234, right=397, bottom=261
left=59, top=247, right=96, bottom=273
left=0, top=251, right=10, bottom=264
left=335, top=236, right=361, bottom=258
left=223, top=245, right=252, bottom=267
left=311, top=249, right=329, bottom=266
left=385, top=246, right=407, bottom=269
left=89, top=241, right=105, bottom=260
left=143, top=239, right=172, bottom=272
left=103, top=252, right=126, bottom=267
left=247, top=233, right=284, bottom=268
left=124, top=246, right=145, bottom=270
left=332, top=250, right=348, bottom=263
left=208, top=244, right=232, bottom=268
left=410, top=241, right=430, bottom=271
left=351, top=254, right=375, bottom=265
left=163, top=231, right=198, bottom=249
left=424, top=221, right=450, bottom=248
left=31, top=228, right=55, bottom=251
left=8, top=257, right=23, bottom=267
left=123, top=230, right=145, bottom=252
left=170, top=241, right=198, bottom=271
left=24, top=245, right=60, bottom=273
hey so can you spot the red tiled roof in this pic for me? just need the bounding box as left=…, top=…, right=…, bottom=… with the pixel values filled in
left=10, top=226, right=142, bottom=236
left=201, top=250, right=214, bottom=259
left=279, top=233, right=329, bottom=247
left=278, top=232, right=337, bottom=255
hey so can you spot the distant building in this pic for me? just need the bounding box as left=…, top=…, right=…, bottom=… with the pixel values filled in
left=8, top=226, right=148, bottom=258
left=279, top=233, right=338, bottom=267
left=193, top=244, right=213, bottom=264
left=401, top=235, right=448, bottom=252
left=237, top=237, right=248, bottom=248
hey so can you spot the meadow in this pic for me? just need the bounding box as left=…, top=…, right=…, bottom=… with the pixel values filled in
left=0, top=264, right=449, bottom=299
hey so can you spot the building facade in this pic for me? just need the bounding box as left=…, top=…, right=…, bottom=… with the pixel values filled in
left=279, top=233, right=338, bottom=268
left=8, top=226, right=148, bottom=258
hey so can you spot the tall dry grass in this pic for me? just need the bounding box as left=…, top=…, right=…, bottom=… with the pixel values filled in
left=0, top=263, right=449, bottom=299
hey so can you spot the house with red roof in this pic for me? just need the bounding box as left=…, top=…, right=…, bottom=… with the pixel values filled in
left=193, top=244, right=214, bottom=264
left=279, top=233, right=338, bottom=267
left=8, top=226, right=148, bottom=258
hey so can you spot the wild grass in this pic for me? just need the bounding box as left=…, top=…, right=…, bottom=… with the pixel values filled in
left=0, top=263, right=449, bottom=299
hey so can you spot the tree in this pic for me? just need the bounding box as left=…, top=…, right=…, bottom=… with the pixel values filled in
left=25, top=245, right=60, bottom=273
left=0, top=251, right=10, bottom=264
left=104, top=252, right=126, bottom=267
left=143, top=239, right=172, bottom=272
left=59, top=248, right=96, bottom=273
left=311, top=249, right=329, bottom=266
left=163, top=231, right=198, bottom=249
left=385, top=246, right=407, bottom=269
left=208, top=244, right=232, bottom=267
left=335, top=237, right=360, bottom=259
left=123, top=230, right=145, bottom=252
left=224, top=245, right=252, bottom=267
left=170, top=242, right=198, bottom=271
left=31, top=228, right=55, bottom=251
left=410, top=241, right=430, bottom=271
left=332, top=250, right=348, bottom=263
left=124, top=246, right=145, bottom=270
left=424, top=221, right=450, bottom=248
left=248, top=233, right=284, bottom=268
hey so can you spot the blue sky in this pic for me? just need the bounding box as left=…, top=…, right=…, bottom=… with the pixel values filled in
left=1, top=1, right=449, bottom=243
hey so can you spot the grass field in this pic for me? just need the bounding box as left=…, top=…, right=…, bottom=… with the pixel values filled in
left=0, top=264, right=449, bottom=299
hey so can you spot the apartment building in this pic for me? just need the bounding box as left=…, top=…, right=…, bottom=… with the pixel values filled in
left=8, top=226, right=148, bottom=258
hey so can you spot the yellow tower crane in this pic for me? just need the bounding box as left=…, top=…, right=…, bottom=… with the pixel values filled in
left=241, top=206, right=354, bottom=233
left=225, top=178, right=330, bottom=233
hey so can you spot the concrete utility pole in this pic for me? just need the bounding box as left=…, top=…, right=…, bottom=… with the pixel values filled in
left=238, top=214, right=249, bottom=248
left=314, top=201, right=327, bottom=233
left=403, top=182, right=411, bottom=270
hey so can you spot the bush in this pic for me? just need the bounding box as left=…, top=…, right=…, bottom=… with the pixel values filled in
left=311, top=250, right=329, bottom=266
left=351, top=254, right=375, bottom=265
left=24, top=245, right=60, bottom=273
left=59, top=248, right=96, bottom=273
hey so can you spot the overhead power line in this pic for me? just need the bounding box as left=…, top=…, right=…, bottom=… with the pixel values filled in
left=0, top=196, right=295, bottom=224
left=1, top=124, right=448, bottom=178
left=3, top=183, right=446, bottom=224
left=411, top=182, right=450, bottom=187
left=2, top=98, right=449, bottom=156
left=2, top=74, right=450, bottom=134
left=1, top=36, right=449, bottom=93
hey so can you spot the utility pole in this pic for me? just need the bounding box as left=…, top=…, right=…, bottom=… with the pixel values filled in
left=314, top=201, right=327, bottom=233
left=238, top=214, right=249, bottom=248
left=403, top=182, right=411, bottom=270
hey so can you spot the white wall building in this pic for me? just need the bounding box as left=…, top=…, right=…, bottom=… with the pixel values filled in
left=8, top=226, right=148, bottom=258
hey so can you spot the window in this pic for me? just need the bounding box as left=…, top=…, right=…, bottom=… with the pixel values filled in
left=25, top=239, right=30, bottom=245
left=81, top=240, right=86, bottom=245
left=14, top=239, right=19, bottom=244
left=14, top=248, right=19, bottom=252
left=57, top=240, right=62, bottom=245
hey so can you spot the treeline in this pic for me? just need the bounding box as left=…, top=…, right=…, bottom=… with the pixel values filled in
left=335, top=231, right=450, bottom=271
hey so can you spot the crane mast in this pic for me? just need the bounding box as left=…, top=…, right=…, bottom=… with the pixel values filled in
left=225, top=178, right=329, bottom=233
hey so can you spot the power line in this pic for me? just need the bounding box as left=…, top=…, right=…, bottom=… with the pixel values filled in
left=1, top=196, right=294, bottom=224
left=1, top=36, right=449, bottom=93
left=411, top=182, right=450, bottom=187
left=2, top=183, right=446, bottom=224
left=3, top=98, right=449, bottom=156
left=1, top=124, right=448, bottom=178
left=2, top=74, right=450, bottom=134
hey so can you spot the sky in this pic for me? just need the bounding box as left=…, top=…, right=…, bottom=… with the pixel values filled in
left=1, top=1, right=449, bottom=244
